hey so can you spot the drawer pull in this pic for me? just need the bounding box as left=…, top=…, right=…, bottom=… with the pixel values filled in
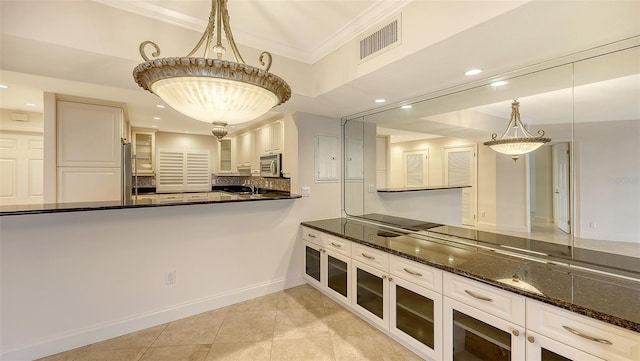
left=464, top=290, right=493, bottom=302
left=403, top=268, right=423, bottom=277
left=330, top=242, right=342, bottom=248
left=361, top=253, right=376, bottom=260
left=562, top=326, right=612, bottom=345
left=307, top=233, right=316, bottom=238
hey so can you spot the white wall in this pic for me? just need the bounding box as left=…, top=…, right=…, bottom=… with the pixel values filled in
left=0, top=113, right=343, bottom=361
left=0, top=109, right=43, bottom=132
left=574, top=119, right=640, bottom=243
left=496, top=153, right=530, bottom=232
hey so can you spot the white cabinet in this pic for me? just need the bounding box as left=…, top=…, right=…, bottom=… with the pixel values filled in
left=303, top=227, right=352, bottom=307
left=218, top=138, right=232, bottom=173
left=302, top=226, right=639, bottom=361
left=57, top=167, right=121, bottom=203
left=57, top=101, right=122, bottom=168
left=131, top=129, right=156, bottom=175
left=234, top=132, right=252, bottom=170
left=256, top=120, right=283, bottom=156
left=56, top=101, right=123, bottom=202
left=526, top=299, right=640, bottom=361
left=443, top=273, right=526, bottom=361
left=389, top=256, right=443, bottom=360
left=526, top=330, right=604, bottom=361
left=352, top=258, right=389, bottom=329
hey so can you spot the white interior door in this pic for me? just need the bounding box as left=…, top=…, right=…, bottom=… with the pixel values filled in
left=445, top=146, right=476, bottom=226
left=404, top=149, right=428, bottom=187
left=553, top=143, right=571, bottom=234
left=0, top=132, right=44, bottom=206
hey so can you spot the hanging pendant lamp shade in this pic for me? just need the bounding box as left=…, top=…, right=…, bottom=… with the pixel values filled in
left=133, top=0, right=291, bottom=135
left=484, top=99, right=551, bottom=161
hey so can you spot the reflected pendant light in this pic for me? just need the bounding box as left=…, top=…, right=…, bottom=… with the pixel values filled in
left=484, top=99, right=551, bottom=161
left=133, top=0, right=291, bottom=141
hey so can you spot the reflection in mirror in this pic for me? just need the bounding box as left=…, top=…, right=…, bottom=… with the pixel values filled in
left=343, top=43, right=639, bottom=264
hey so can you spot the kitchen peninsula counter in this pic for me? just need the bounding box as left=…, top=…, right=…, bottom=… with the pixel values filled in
left=0, top=191, right=301, bottom=216
left=301, top=217, right=640, bottom=332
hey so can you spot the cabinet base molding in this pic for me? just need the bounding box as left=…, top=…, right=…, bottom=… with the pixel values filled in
left=0, top=275, right=305, bottom=361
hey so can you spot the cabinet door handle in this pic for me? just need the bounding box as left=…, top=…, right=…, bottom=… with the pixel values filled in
left=403, top=268, right=423, bottom=277
left=361, top=253, right=375, bottom=260
left=330, top=242, right=342, bottom=248
left=307, top=233, right=316, bottom=238
left=464, top=289, right=493, bottom=302
left=562, top=326, right=612, bottom=345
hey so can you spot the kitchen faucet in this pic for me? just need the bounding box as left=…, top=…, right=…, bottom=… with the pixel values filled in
left=244, top=179, right=257, bottom=194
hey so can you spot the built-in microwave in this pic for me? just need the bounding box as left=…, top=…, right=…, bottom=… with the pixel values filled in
left=260, top=153, right=281, bottom=177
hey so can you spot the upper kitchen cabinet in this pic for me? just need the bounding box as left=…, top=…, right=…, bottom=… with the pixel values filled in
left=57, top=101, right=122, bottom=168
left=256, top=119, right=283, bottom=155
left=218, top=138, right=232, bottom=173
left=234, top=131, right=252, bottom=171
left=131, top=129, right=156, bottom=175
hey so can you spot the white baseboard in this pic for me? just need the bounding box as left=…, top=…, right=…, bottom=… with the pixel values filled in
left=1, top=275, right=305, bottom=361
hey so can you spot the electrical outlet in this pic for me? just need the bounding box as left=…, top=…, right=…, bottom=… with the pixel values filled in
left=301, top=186, right=311, bottom=197
left=165, top=271, right=176, bottom=285
left=368, top=184, right=376, bottom=193
left=151, top=178, right=156, bottom=186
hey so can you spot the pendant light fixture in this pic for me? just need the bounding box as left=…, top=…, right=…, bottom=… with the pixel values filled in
left=133, top=0, right=291, bottom=141
left=484, top=99, right=551, bottom=161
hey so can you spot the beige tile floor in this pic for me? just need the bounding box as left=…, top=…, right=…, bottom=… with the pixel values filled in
left=37, top=285, right=423, bottom=361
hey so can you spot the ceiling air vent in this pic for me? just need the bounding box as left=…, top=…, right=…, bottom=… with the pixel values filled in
left=359, top=15, right=401, bottom=61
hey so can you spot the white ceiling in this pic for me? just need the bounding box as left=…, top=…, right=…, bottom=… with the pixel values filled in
left=0, top=0, right=638, bottom=137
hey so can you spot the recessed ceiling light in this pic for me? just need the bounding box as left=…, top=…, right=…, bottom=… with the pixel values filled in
left=401, top=105, right=412, bottom=109
left=25, top=103, right=36, bottom=107
left=375, top=98, right=386, bottom=103
left=156, top=104, right=165, bottom=108
left=465, top=69, right=483, bottom=76
left=153, top=117, right=161, bottom=120
left=151, top=125, right=158, bottom=128
left=229, top=125, right=236, bottom=128
left=185, top=131, right=190, bottom=134
left=490, top=80, right=509, bottom=87
left=0, top=84, right=8, bottom=89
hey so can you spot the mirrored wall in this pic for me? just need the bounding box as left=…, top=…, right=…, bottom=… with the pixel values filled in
left=343, top=40, right=639, bottom=262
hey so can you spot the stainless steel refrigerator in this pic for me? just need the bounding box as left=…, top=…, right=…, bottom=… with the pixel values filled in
left=122, top=140, right=132, bottom=204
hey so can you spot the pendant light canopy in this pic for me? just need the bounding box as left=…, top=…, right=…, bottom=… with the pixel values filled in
left=133, top=0, right=291, bottom=140
left=484, top=99, right=551, bottom=161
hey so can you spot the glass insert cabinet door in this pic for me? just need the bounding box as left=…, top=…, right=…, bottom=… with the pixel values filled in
left=304, top=241, right=322, bottom=287
left=525, top=330, right=604, bottom=361
left=390, top=277, right=442, bottom=360
left=132, top=131, right=155, bottom=174
left=444, top=298, right=525, bottom=360
left=326, top=253, right=349, bottom=300
left=352, top=260, right=389, bottom=328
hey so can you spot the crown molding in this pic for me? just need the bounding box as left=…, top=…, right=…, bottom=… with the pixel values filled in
left=93, top=0, right=412, bottom=64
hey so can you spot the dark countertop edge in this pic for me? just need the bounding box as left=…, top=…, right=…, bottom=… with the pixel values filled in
left=300, top=221, right=640, bottom=333
left=377, top=185, right=471, bottom=192
left=0, top=194, right=302, bottom=216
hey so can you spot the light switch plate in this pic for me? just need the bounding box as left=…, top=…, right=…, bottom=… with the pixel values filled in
left=301, top=186, right=311, bottom=197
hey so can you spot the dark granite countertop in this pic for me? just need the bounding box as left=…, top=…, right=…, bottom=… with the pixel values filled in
left=377, top=185, right=471, bottom=192
left=301, top=217, right=640, bottom=333
left=0, top=191, right=301, bottom=216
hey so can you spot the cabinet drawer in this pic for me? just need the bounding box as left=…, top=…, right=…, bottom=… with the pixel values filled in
left=527, top=299, right=640, bottom=361
left=324, top=235, right=351, bottom=256
left=389, top=255, right=442, bottom=292
left=352, top=243, right=388, bottom=271
left=302, top=226, right=322, bottom=245
left=443, top=273, right=525, bottom=326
